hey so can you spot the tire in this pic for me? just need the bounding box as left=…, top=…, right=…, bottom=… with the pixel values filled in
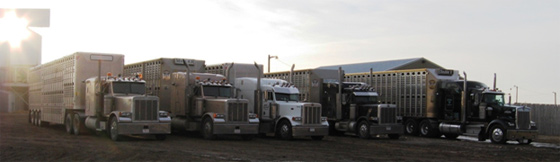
left=405, top=119, right=419, bottom=135
left=311, top=136, right=324, bottom=141
left=443, top=133, right=459, bottom=140
left=388, top=134, right=401, bottom=139
left=65, top=113, right=74, bottom=134
left=109, top=116, right=122, bottom=141
left=155, top=135, right=167, bottom=141
left=28, top=110, right=32, bottom=124
left=357, top=121, right=371, bottom=139
left=72, top=113, right=82, bottom=135
left=419, top=120, right=439, bottom=138
left=489, top=125, right=507, bottom=144
left=38, top=111, right=48, bottom=127
left=276, top=120, right=293, bottom=140
left=202, top=117, right=217, bottom=140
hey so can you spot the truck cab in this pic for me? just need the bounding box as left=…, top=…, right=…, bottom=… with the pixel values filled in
left=84, top=75, right=171, bottom=141
left=235, top=78, right=329, bottom=140
left=325, top=82, right=403, bottom=139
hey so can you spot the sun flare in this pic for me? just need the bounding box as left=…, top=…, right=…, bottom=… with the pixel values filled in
left=0, top=11, right=30, bottom=48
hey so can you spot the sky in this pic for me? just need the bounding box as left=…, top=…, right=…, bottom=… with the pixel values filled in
left=1, top=0, right=559, bottom=104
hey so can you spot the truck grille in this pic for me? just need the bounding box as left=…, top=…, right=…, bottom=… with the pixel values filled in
left=302, top=106, right=321, bottom=125
left=228, top=102, right=248, bottom=122
left=516, top=108, right=531, bottom=130
left=134, top=99, right=158, bottom=121
left=379, top=106, right=397, bottom=124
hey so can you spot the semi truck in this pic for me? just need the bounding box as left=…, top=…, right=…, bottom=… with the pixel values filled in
left=28, top=52, right=171, bottom=141
left=206, top=63, right=329, bottom=140
left=124, top=58, right=259, bottom=140
left=344, top=68, right=538, bottom=144
left=265, top=68, right=403, bottom=139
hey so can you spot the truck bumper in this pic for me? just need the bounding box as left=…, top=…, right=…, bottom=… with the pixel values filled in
left=292, top=125, right=329, bottom=137
left=370, top=124, right=404, bottom=135
left=507, top=129, right=538, bottom=141
left=118, top=122, right=171, bottom=135
left=213, top=123, right=259, bottom=135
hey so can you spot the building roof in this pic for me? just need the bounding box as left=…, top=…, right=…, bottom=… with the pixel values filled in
left=317, top=57, right=443, bottom=74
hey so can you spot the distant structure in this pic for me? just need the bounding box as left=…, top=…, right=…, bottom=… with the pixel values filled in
left=0, top=9, right=50, bottom=112
left=317, top=57, right=443, bottom=74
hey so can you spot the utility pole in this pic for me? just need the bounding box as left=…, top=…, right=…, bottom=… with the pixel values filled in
left=268, top=54, right=278, bottom=73
left=513, top=85, right=519, bottom=104
left=554, top=92, right=557, bottom=106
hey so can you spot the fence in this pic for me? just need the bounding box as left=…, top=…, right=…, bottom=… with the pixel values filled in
left=518, top=103, right=560, bottom=136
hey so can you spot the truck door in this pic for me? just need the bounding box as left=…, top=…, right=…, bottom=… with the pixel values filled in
left=261, top=91, right=274, bottom=120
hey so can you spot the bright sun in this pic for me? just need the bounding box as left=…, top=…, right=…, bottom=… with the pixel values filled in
left=0, top=11, right=30, bottom=48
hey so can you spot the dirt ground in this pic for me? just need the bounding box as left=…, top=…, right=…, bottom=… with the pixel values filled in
left=1, top=112, right=559, bottom=161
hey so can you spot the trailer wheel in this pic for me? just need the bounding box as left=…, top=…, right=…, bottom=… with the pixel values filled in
left=357, top=121, right=371, bottom=139
left=109, top=116, right=122, bottom=141
left=155, top=135, right=167, bottom=141
left=311, top=136, right=324, bottom=141
left=276, top=120, right=293, bottom=140
left=489, top=125, right=507, bottom=144
left=388, top=134, right=401, bottom=139
left=72, top=113, right=82, bottom=135
left=202, top=117, right=217, bottom=140
left=65, top=113, right=73, bottom=134
left=405, top=119, right=419, bottom=135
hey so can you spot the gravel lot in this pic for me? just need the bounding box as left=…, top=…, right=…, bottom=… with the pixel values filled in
left=1, top=112, right=559, bottom=161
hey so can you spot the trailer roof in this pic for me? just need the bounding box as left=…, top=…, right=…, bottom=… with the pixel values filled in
left=317, top=57, right=443, bottom=74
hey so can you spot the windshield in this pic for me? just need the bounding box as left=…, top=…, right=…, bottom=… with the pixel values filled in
left=354, top=96, right=378, bottom=104
left=483, top=93, right=505, bottom=106
left=275, top=93, right=300, bottom=102
left=112, top=82, right=146, bottom=95
left=202, top=86, right=231, bottom=98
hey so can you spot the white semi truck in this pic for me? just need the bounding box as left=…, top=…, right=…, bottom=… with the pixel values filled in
left=28, top=52, right=171, bottom=141
left=265, top=68, right=403, bottom=139
left=345, top=68, right=538, bottom=144
left=206, top=63, right=329, bottom=140
left=124, top=58, right=259, bottom=140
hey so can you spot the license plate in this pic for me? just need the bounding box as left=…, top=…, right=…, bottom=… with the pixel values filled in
left=234, top=129, right=241, bottom=134
left=386, top=127, right=392, bottom=131
left=310, top=128, right=315, bottom=132
left=143, top=129, right=149, bottom=133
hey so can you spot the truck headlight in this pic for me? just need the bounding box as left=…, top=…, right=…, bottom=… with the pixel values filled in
left=370, top=117, right=379, bottom=121
left=508, top=122, right=515, bottom=127
left=159, top=111, right=169, bottom=117
left=396, top=116, right=403, bottom=121
left=530, top=121, right=536, bottom=127
left=120, top=112, right=132, bottom=117
left=213, top=113, right=225, bottom=118
left=292, top=117, right=302, bottom=121
left=249, top=113, right=258, bottom=119
left=321, top=117, right=327, bottom=121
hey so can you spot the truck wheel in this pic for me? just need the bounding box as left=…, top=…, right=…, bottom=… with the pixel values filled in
left=311, top=136, right=324, bottom=141
left=489, top=125, right=507, bottom=144
left=65, top=113, right=74, bottom=134
left=419, top=120, right=437, bottom=138
left=276, top=120, right=293, bottom=140
left=443, top=133, right=459, bottom=140
left=405, top=119, right=419, bottom=135
left=109, top=116, right=122, bottom=141
left=202, top=117, right=217, bottom=140
left=388, top=134, right=401, bottom=139
left=72, top=113, right=82, bottom=135
left=357, top=121, right=371, bottom=139
left=155, top=135, right=167, bottom=141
